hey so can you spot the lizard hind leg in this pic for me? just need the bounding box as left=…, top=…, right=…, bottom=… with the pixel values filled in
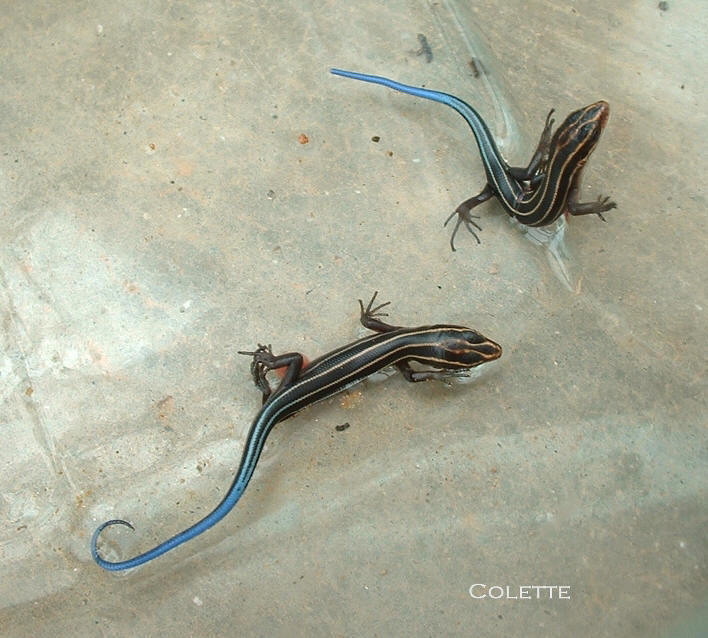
left=444, top=184, right=493, bottom=251
left=237, top=345, right=304, bottom=401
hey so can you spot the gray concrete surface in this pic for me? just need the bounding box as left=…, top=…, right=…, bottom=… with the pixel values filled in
left=1, top=1, right=706, bottom=636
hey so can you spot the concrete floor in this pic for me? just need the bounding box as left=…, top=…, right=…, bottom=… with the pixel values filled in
left=1, top=1, right=706, bottom=636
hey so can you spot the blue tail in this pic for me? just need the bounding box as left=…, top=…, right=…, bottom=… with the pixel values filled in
left=329, top=68, right=502, bottom=181
left=330, top=68, right=466, bottom=108
left=91, top=462, right=255, bottom=570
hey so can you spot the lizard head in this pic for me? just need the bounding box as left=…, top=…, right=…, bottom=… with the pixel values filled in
left=552, top=101, right=610, bottom=167
left=436, top=328, right=503, bottom=369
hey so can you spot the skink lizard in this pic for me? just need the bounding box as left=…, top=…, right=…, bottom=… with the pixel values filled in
left=330, top=68, right=617, bottom=250
left=91, top=293, right=502, bottom=570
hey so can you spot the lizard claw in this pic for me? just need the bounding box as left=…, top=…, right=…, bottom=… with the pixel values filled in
left=359, top=291, right=391, bottom=321
left=444, top=208, right=482, bottom=251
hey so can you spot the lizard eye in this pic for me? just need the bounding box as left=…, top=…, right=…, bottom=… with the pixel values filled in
left=462, top=330, right=486, bottom=345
